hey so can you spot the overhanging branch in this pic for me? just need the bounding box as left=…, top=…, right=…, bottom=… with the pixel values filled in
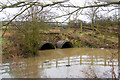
left=2, top=5, right=33, bottom=36
left=60, top=1, right=120, bottom=8
left=1, top=0, right=69, bottom=36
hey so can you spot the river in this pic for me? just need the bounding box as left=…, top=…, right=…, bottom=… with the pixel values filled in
left=1, top=48, right=118, bottom=78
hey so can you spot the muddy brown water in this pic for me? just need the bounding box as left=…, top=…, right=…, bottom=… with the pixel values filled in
left=1, top=48, right=118, bottom=78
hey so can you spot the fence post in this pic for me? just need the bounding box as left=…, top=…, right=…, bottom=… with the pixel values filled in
left=56, top=21, right=58, bottom=30
left=81, top=23, right=83, bottom=32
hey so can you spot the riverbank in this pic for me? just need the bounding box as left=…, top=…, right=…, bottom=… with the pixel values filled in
left=1, top=26, right=118, bottom=59
left=60, top=29, right=118, bottom=49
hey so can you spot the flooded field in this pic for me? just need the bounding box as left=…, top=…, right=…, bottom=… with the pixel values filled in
left=1, top=48, right=118, bottom=78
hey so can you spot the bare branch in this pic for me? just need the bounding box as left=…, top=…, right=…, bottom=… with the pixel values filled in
left=2, top=5, right=33, bottom=36
left=0, top=0, right=69, bottom=12
left=60, top=1, right=120, bottom=8
left=0, top=1, right=26, bottom=11
left=42, top=0, right=69, bottom=7
left=48, top=8, right=80, bottom=20
left=48, top=1, right=120, bottom=20
left=1, top=0, right=69, bottom=36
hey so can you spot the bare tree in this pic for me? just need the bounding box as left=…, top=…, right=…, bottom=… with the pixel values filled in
left=0, top=0, right=69, bottom=36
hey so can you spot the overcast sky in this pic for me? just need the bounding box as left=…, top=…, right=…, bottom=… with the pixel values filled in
left=0, top=0, right=118, bottom=22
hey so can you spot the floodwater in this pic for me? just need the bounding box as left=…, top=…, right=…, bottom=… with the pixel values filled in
left=1, top=48, right=118, bottom=78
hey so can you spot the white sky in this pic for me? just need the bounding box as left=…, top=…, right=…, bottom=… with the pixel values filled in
left=0, top=0, right=119, bottom=22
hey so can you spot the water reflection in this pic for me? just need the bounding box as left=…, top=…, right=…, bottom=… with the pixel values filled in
left=1, top=48, right=118, bottom=78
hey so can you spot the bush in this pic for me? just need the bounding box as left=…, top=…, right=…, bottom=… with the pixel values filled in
left=3, top=19, right=49, bottom=59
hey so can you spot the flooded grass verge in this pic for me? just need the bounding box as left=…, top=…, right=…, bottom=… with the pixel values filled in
left=1, top=48, right=118, bottom=78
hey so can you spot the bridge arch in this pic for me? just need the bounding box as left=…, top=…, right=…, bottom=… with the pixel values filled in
left=56, top=40, right=73, bottom=49
left=39, top=42, right=55, bottom=50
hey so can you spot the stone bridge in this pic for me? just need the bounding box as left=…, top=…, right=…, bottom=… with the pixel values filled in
left=39, top=40, right=73, bottom=50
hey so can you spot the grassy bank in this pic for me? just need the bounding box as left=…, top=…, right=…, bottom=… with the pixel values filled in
left=59, top=27, right=118, bottom=49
